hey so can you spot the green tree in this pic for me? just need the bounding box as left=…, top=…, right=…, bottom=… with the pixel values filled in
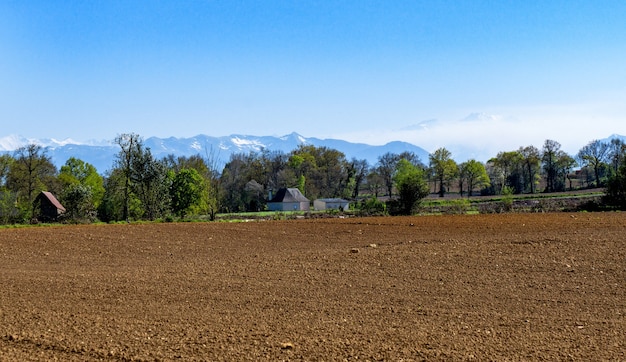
left=243, top=179, right=264, bottom=211
left=429, top=148, right=457, bottom=197
left=348, top=158, right=369, bottom=199
left=0, top=155, right=16, bottom=224
left=7, top=144, right=58, bottom=220
left=110, top=133, right=171, bottom=221
left=608, top=138, right=626, bottom=174
left=555, top=152, right=577, bottom=191
left=170, top=168, right=205, bottom=217
left=114, top=133, right=142, bottom=221
left=131, top=149, right=170, bottom=220
left=0, top=154, right=13, bottom=188
left=604, top=146, right=626, bottom=208
left=99, top=168, right=141, bottom=222
left=460, top=160, right=490, bottom=197
left=61, top=183, right=97, bottom=223
left=59, top=157, right=105, bottom=208
left=542, top=139, right=562, bottom=192
left=289, top=145, right=349, bottom=199
left=393, top=159, right=429, bottom=215
left=489, top=151, right=524, bottom=194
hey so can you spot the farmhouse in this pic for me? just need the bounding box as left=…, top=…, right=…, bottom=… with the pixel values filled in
left=267, top=188, right=310, bottom=211
left=34, top=191, right=66, bottom=222
left=314, top=198, right=350, bottom=211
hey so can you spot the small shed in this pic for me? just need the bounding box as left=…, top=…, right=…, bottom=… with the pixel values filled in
left=314, top=198, right=350, bottom=211
left=34, top=191, right=66, bottom=222
left=267, top=188, right=310, bottom=211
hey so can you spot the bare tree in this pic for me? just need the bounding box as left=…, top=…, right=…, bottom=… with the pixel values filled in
left=519, top=145, right=541, bottom=193
left=577, top=139, right=610, bottom=188
left=542, top=140, right=562, bottom=193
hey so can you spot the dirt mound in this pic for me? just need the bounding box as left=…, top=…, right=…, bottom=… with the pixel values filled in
left=0, top=213, right=624, bottom=360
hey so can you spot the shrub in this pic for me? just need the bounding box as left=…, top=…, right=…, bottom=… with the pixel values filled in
left=446, top=199, right=471, bottom=215
left=357, top=197, right=387, bottom=216
left=500, top=186, right=514, bottom=212
left=603, top=163, right=626, bottom=209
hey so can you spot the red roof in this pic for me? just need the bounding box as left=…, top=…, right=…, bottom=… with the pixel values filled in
left=41, top=191, right=66, bottom=212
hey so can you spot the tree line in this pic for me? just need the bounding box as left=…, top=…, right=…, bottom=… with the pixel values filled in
left=0, top=133, right=625, bottom=224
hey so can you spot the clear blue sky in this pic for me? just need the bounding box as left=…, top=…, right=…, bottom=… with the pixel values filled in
left=1, top=1, right=625, bottom=155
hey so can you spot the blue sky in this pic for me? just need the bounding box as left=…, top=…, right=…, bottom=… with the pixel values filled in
left=1, top=1, right=625, bottom=156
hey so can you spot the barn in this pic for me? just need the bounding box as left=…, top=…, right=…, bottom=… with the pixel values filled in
left=34, top=191, right=66, bottom=222
left=314, top=198, right=350, bottom=211
left=267, top=188, right=310, bottom=211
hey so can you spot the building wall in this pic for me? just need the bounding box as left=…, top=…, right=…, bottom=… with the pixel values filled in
left=314, top=200, right=349, bottom=211
left=267, top=202, right=310, bottom=211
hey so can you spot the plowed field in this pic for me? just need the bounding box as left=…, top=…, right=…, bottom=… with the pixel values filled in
left=0, top=213, right=624, bottom=361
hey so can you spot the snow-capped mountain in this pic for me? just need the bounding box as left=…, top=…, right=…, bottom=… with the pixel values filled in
left=0, top=132, right=430, bottom=173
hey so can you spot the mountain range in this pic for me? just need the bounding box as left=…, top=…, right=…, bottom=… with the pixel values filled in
left=0, top=133, right=430, bottom=173
left=1, top=131, right=623, bottom=174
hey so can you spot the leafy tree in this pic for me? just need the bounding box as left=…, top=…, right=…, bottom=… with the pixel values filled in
left=376, top=152, right=400, bottom=197
left=289, top=145, right=348, bottom=199
left=7, top=144, right=58, bottom=220
left=0, top=155, right=16, bottom=224
left=542, top=139, right=563, bottom=192
left=604, top=146, right=626, bottom=208
left=555, top=152, right=577, bottom=191
left=348, top=158, right=369, bottom=199
left=519, top=145, right=541, bottom=193
left=220, top=153, right=254, bottom=213
left=61, top=183, right=97, bottom=223
left=490, top=151, right=524, bottom=194
left=131, top=148, right=170, bottom=220
left=0, top=154, right=13, bottom=188
left=429, top=148, right=457, bottom=197
left=256, top=149, right=288, bottom=192
left=608, top=138, right=626, bottom=174
left=243, top=179, right=264, bottom=211
left=0, top=190, right=19, bottom=224
left=59, top=157, right=105, bottom=208
left=170, top=168, right=205, bottom=217
left=114, top=133, right=142, bottom=221
left=99, top=168, right=141, bottom=222
left=366, top=169, right=384, bottom=198
left=201, top=146, right=225, bottom=221
left=393, top=159, right=429, bottom=215
left=398, top=151, right=424, bottom=168
left=110, top=133, right=171, bottom=221
left=460, top=160, right=490, bottom=197
left=577, top=139, right=610, bottom=188
left=163, top=153, right=221, bottom=218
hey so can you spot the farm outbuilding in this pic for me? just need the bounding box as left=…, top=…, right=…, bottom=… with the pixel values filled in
left=314, top=198, right=350, bottom=211
left=267, top=188, right=310, bottom=211
left=34, top=191, right=66, bottom=222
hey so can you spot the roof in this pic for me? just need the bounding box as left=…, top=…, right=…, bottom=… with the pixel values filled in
left=269, top=188, right=309, bottom=203
left=40, top=191, right=66, bottom=212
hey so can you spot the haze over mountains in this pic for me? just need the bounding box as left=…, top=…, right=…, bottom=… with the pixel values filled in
left=0, top=133, right=430, bottom=174
left=1, top=116, right=623, bottom=174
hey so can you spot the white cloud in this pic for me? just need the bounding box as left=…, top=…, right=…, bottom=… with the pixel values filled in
left=335, top=106, right=625, bottom=162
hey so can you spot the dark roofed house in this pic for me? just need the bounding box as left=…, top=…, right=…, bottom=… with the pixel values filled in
left=34, top=191, right=66, bottom=222
left=267, top=188, right=310, bottom=211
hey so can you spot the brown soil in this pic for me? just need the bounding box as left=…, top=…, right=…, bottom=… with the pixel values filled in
left=0, top=213, right=624, bottom=361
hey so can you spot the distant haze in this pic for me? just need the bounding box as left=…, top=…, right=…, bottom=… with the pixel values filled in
left=1, top=129, right=624, bottom=175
